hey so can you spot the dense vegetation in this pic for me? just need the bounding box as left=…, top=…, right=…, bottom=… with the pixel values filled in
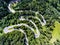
left=0, top=0, right=60, bottom=45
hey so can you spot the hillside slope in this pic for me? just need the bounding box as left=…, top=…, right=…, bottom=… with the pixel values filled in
left=0, top=0, right=60, bottom=45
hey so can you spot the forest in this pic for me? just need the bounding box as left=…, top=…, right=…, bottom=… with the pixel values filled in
left=0, top=0, right=60, bottom=45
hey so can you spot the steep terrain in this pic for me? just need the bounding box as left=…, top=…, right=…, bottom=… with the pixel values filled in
left=0, top=0, right=60, bottom=45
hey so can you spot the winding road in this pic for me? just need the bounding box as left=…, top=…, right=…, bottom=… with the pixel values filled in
left=3, top=1, right=46, bottom=45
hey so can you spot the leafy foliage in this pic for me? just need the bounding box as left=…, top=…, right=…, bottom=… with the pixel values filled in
left=0, top=31, right=25, bottom=45
left=0, top=0, right=60, bottom=45
left=0, top=0, right=9, bottom=19
left=50, top=21, right=60, bottom=43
